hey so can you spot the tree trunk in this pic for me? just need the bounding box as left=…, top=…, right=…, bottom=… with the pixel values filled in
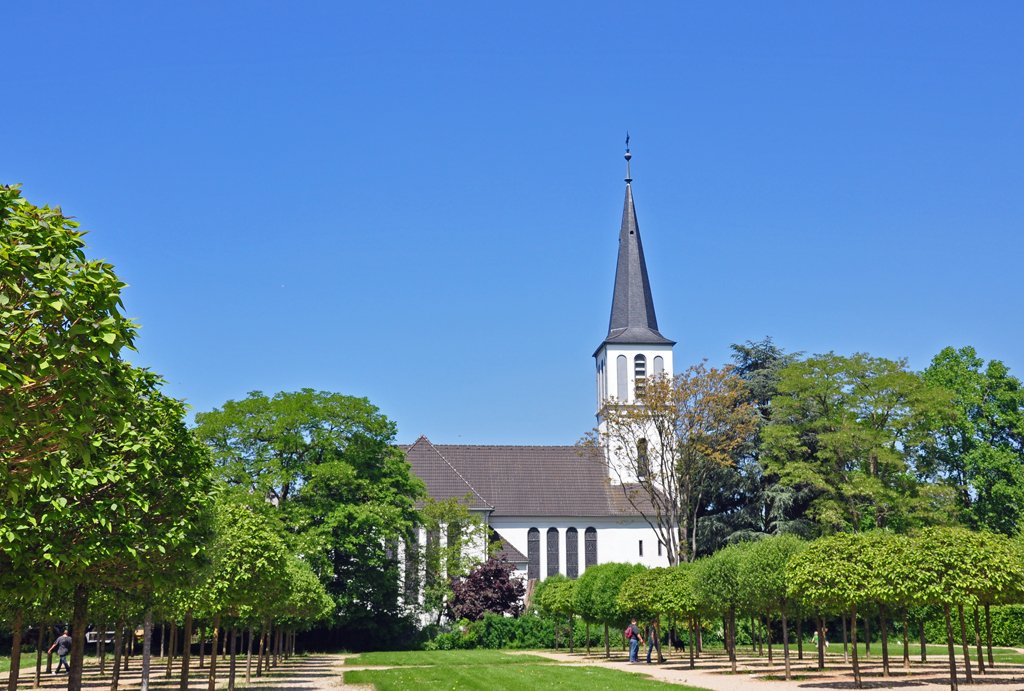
left=817, top=616, right=825, bottom=670
left=920, top=619, right=927, bottom=662
left=865, top=616, right=871, bottom=657
left=687, top=616, right=695, bottom=669
left=198, top=624, right=205, bottom=669
left=765, top=614, right=773, bottom=664
left=902, top=612, right=910, bottom=672
left=256, top=625, right=266, bottom=677
left=781, top=611, right=791, bottom=680
left=957, top=603, right=972, bottom=684
left=123, top=628, right=132, bottom=672
left=568, top=616, right=574, bottom=654
left=179, top=610, right=193, bottom=691
left=985, top=603, right=994, bottom=669
left=227, top=627, right=237, bottom=691
left=653, top=620, right=665, bottom=663
left=752, top=615, right=760, bottom=655
left=165, top=620, right=177, bottom=678
left=973, top=605, right=985, bottom=675
left=245, top=628, right=254, bottom=684
left=111, top=617, right=125, bottom=691
left=207, top=616, right=220, bottom=691
left=880, top=607, right=890, bottom=678
left=842, top=614, right=849, bottom=663
left=141, top=609, right=153, bottom=691
left=45, top=629, right=53, bottom=675
left=98, top=621, right=107, bottom=677
left=159, top=624, right=165, bottom=659
left=604, top=623, right=609, bottom=658
left=944, top=604, right=958, bottom=691
left=68, top=584, right=88, bottom=691
left=7, top=609, right=24, bottom=691
left=729, top=607, right=737, bottom=673
left=586, top=621, right=590, bottom=655
left=35, top=623, right=44, bottom=688
left=850, top=606, right=861, bottom=689
left=697, top=618, right=703, bottom=655
left=797, top=619, right=803, bottom=660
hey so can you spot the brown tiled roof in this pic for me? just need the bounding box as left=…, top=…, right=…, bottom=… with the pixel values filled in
left=490, top=530, right=528, bottom=563
left=402, top=436, right=652, bottom=518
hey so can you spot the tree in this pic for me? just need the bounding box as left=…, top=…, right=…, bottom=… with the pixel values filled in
left=738, top=535, right=806, bottom=679
left=583, top=363, right=757, bottom=564
left=763, top=352, right=952, bottom=533
left=448, top=558, right=525, bottom=621
left=0, top=185, right=136, bottom=472
left=573, top=562, right=646, bottom=657
left=417, top=497, right=487, bottom=625
left=920, top=346, right=1024, bottom=535
left=194, top=389, right=423, bottom=637
left=692, top=543, right=751, bottom=672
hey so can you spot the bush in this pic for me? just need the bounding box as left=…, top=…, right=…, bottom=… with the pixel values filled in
left=922, top=605, right=1024, bottom=647
left=424, top=613, right=607, bottom=650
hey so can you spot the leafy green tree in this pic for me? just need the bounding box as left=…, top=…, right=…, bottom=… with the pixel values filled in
left=764, top=352, right=952, bottom=533
left=418, top=497, right=487, bottom=624
left=194, top=389, right=423, bottom=637
left=0, top=184, right=136, bottom=473
left=573, top=562, right=646, bottom=657
left=692, top=543, right=751, bottom=672
left=738, top=535, right=806, bottom=679
left=920, top=346, right=1024, bottom=535
left=584, top=363, right=758, bottom=563
left=788, top=532, right=875, bottom=686
left=617, top=567, right=690, bottom=663
left=532, top=574, right=575, bottom=650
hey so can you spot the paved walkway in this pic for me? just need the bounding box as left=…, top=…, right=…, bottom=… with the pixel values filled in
left=526, top=648, right=1024, bottom=690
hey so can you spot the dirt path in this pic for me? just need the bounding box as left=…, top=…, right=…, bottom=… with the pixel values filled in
left=3, top=654, right=351, bottom=691
left=527, top=648, right=1024, bottom=690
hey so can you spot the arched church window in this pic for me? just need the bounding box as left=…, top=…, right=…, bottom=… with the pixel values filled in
left=566, top=528, right=579, bottom=579
left=547, top=528, right=560, bottom=577
left=634, top=355, right=647, bottom=395
left=653, top=356, right=664, bottom=375
left=584, top=527, right=597, bottom=568
left=637, top=438, right=650, bottom=479
left=527, top=528, right=540, bottom=581
left=616, top=355, right=627, bottom=400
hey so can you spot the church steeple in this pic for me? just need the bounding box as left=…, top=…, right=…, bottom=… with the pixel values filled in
left=596, top=145, right=674, bottom=356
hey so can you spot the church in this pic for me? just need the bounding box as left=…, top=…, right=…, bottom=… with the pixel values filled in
left=402, top=147, right=676, bottom=594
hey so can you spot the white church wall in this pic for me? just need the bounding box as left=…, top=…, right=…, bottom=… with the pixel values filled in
left=491, top=515, right=670, bottom=582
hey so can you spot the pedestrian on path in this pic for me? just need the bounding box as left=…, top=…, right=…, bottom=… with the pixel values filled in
left=626, top=619, right=644, bottom=664
left=48, top=629, right=72, bottom=674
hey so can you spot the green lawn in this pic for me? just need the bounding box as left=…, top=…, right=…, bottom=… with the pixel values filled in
left=343, top=649, right=707, bottom=690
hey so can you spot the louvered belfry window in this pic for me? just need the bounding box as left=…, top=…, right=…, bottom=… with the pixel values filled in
left=527, top=528, right=540, bottom=581
left=566, top=528, right=579, bottom=579
left=584, top=527, right=597, bottom=568
left=547, top=528, right=560, bottom=577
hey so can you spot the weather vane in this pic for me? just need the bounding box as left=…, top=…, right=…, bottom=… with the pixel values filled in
left=625, top=131, right=630, bottom=152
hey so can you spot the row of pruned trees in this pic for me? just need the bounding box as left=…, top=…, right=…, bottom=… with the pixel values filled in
left=533, top=528, right=1024, bottom=691
left=1, top=185, right=332, bottom=691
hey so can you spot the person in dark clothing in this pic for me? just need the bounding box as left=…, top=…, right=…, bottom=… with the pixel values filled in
left=48, top=630, right=72, bottom=674
left=645, top=619, right=659, bottom=663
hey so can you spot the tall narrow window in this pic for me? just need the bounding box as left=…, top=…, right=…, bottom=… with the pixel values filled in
left=446, top=521, right=462, bottom=578
left=639, top=540, right=644, bottom=557
left=657, top=541, right=663, bottom=557
left=566, top=528, right=579, bottom=579
left=404, top=534, right=420, bottom=603
left=527, top=528, right=540, bottom=581
left=616, top=355, right=627, bottom=400
left=425, top=528, right=440, bottom=589
left=653, top=356, right=664, bottom=375
left=584, top=527, right=597, bottom=568
left=547, top=528, right=560, bottom=577
left=637, top=438, right=650, bottom=479
left=634, top=355, right=647, bottom=395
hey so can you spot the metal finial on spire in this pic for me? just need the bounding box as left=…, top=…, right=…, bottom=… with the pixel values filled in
left=624, top=132, right=633, bottom=183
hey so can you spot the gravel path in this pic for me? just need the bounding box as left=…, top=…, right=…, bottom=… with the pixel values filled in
left=527, top=649, right=1024, bottom=690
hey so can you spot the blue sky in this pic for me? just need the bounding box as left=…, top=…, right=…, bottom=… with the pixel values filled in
left=6, top=2, right=1023, bottom=444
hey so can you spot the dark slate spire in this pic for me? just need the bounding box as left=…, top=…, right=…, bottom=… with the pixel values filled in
left=596, top=144, right=674, bottom=354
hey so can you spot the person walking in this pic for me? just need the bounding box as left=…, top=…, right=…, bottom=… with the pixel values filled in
left=645, top=619, right=659, bottom=664
left=626, top=618, right=644, bottom=664
left=48, top=629, right=72, bottom=674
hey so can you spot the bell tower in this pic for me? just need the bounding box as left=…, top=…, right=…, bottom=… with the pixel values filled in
left=593, top=142, right=675, bottom=480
